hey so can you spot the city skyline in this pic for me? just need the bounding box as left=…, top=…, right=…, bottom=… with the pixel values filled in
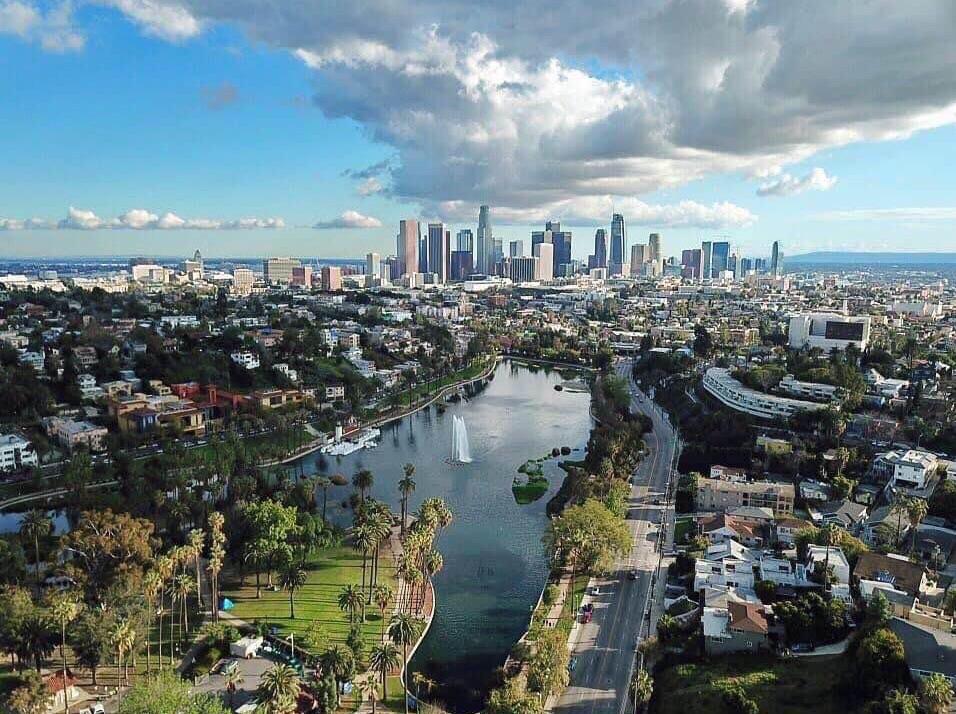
left=3, top=2, right=956, bottom=257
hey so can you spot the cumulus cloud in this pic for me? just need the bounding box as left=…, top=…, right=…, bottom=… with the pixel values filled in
left=0, top=207, right=285, bottom=230
left=0, top=1, right=84, bottom=52
left=13, top=0, right=956, bottom=221
left=757, top=168, right=837, bottom=197
left=200, top=81, right=239, bottom=110
left=313, top=210, right=383, bottom=229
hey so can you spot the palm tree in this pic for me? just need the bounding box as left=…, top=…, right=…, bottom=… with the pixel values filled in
left=920, top=672, right=954, bottom=714
left=368, top=642, right=400, bottom=699
left=353, top=468, right=374, bottom=504
left=907, top=497, right=929, bottom=556
left=49, top=595, right=79, bottom=714
left=19, top=510, right=52, bottom=590
left=367, top=512, right=392, bottom=597
left=358, top=677, right=379, bottom=714
left=373, top=584, right=394, bottom=638
left=279, top=561, right=308, bottom=619
left=155, top=555, right=173, bottom=666
left=225, top=666, right=245, bottom=709
left=399, top=465, right=416, bottom=535
left=187, top=529, right=205, bottom=608
left=257, top=663, right=301, bottom=714
left=411, top=672, right=437, bottom=703
left=338, top=584, right=365, bottom=624
left=111, top=620, right=136, bottom=688
left=354, top=524, right=376, bottom=597
left=388, top=614, right=422, bottom=714
left=173, top=574, right=195, bottom=641
left=316, top=476, right=332, bottom=523
left=142, top=570, right=161, bottom=676
left=245, top=539, right=270, bottom=599
left=630, top=669, right=653, bottom=713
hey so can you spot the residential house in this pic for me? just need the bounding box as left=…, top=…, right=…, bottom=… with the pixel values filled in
left=889, top=618, right=956, bottom=686
left=854, top=551, right=930, bottom=600
left=697, top=513, right=766, bottom=548
left=702, top=600, right=771, bottom=655
left=0, top=433, right=38, bottom=471
left=808, top=499, right=868, bottom=531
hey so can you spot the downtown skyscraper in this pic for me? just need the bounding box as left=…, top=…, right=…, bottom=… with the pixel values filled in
left=590, top=229, right=608, bottom=269
left=610, top=213, right=626, bottom=275
left=476, top=205, right=493, bottom=274
left=397, top=219, right=420, bottom=277
left=427, top=222, right=451, bottom=283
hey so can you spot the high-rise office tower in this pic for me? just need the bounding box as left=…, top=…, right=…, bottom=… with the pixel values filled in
left=740, top=257, right=753, bottom=274
left=681, top=249, right=701, bottom=279
left=648, top=233, right=661, bottom=266
left=700, top=241, right=713, bottom=281
left=427, top=223, right=451, bottom=283
left=711, top=241, right=730, bottom=276
left=492, top=238, right=504, bottom=273
left=505, top=256, right=537, bottom=282
left=450, top=251, right=473, bottom=281
left=630, top=243, right=647, bottom=275
left=418, top=231, right=429, bottom=274
left=366, top=252, right=381, bottom=278
left=610, top=213, right=626, bottom=275
left=591, top=229, right=608, bottom=269
left=457, top=229, right=474, bottom=253
left=533, top=242, right=554, bottom=281
left=771, top=241, right=782, bottom=277
left=320, top=266, right=342, bottom=291
left=509, top=240, right=524, bottom=258
left=397, top=219, right=420, bottom=277
left=263, top=257, right=301, bottom=284
left=476, top=205, right=492, bottom=273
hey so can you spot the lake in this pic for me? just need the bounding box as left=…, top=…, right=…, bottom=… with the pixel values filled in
left=295, top=360, right=593, bottom=711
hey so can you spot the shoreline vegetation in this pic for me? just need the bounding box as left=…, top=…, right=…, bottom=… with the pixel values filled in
left=487, top=369, right=651, bottom=714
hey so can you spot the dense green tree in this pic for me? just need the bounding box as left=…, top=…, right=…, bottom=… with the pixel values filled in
left=118, top=671, right=229, bottom=713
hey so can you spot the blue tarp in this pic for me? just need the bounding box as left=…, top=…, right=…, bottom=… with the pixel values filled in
left=221, top=597, right=235, bottom=611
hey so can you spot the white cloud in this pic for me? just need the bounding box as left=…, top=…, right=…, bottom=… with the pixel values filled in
left=0, top=207, right=286, bottom=230
left=432, top=196, right=756, bottom=229
left=313, top=210, right=383, bottom=229
left=98, top=0, right=200, bottom=41
left=757, top=167, right=837, bottom=197
left=356, top=177, right=383, bottom=196
left=12, top=0, right=956, bottom=222
left=0, top=1, right=84, bottom=52
left=816, top=207, right=956, bottom=222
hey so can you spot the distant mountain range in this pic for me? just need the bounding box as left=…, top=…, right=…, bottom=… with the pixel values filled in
left=787, top=251, right=956, bottom=265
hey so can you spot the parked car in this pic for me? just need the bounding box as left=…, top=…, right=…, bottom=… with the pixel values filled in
left=628, top=569, right=638, bottom=580
left=80, top=705, right=105, bottom=714
left=220, top=658, right=240, bottom=676
left=791, top=642, right=815, bottom=653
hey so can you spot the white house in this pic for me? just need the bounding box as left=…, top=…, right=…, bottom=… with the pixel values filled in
left=230, top=351, right=261, bottom=370
left=0, top=433, right=38, bottom=471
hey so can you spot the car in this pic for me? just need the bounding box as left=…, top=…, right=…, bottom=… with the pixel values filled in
left=791, top=642, right=815, bottom=653
left=628, top=569, right=638, bottom=580
left=568, top=657, right=577, bottom=672
left=80, top=705, right=105, bottom=714
left=591, top=586, right=601, bottom=596
left=220, top=658, right=240, bottom=676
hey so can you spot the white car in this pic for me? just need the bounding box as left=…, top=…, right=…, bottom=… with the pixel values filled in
left=80, top=705, right=105, bottom=714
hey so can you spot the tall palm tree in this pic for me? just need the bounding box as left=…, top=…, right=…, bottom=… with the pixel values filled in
left=19, top=510, right=52, bottom=590
left=388, top=614, right=422, bottom=714
left=399, top=465, right=416, bottom=536
left=315, top=476, right=332, bottom=523
left=173, top=574, right=195, bottom=641
left=368, top=642, right=400, bottom=699
left=111, top=620, right=136, bottom=688
left=142, top=570, right=161, bottom=676
left=338, top=584, right=365, bottom=624
left=279, top=561, right=308, bottom=620
left=187, top=529, right=205, bottom=608
left=354, top=524, right=376, bottom=596
left=907, top=497, right=929, bottom=556
left=257, top=663, right=301, bottom=714
left=367, top=512, right=392, bottom=597
left=353, top=468, right=374, bottom=504
left=155, top=555, right=173, bottom=667
left=411, top=672, right=437, bottom=703
left=245, top=539, right=270, bottom=599
left=49, top=594, right=79, bottom=714
left=373, top=584, right=395, bottom=638
left=358, top=677, right=379, bottom=714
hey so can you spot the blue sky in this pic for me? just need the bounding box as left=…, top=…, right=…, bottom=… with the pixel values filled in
left=2, top=0, right=955, bottom=259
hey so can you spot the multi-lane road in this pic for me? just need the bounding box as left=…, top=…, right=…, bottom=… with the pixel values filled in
left=552, top=359, right=679, bottom=714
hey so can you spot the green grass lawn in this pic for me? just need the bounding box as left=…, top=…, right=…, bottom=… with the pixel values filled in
left=674, top=517, right=694, bottom=545
left=651, top=654, right=846, bottom=714
left=221, top=545, right=396, bottom=661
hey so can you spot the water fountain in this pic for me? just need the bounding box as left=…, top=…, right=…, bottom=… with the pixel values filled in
left=450, top=414, right=473, bottom=463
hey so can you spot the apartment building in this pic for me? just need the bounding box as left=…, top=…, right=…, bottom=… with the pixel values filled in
left=0, top=434, right=38, bottom=471
left=697, top=468, right=795, bottom=516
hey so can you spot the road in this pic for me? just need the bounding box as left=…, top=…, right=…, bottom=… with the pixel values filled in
left=552, top=359, right=679, bottom=714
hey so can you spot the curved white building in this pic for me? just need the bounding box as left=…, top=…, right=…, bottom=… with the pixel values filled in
left=703, top=367, right=826, bottom=420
